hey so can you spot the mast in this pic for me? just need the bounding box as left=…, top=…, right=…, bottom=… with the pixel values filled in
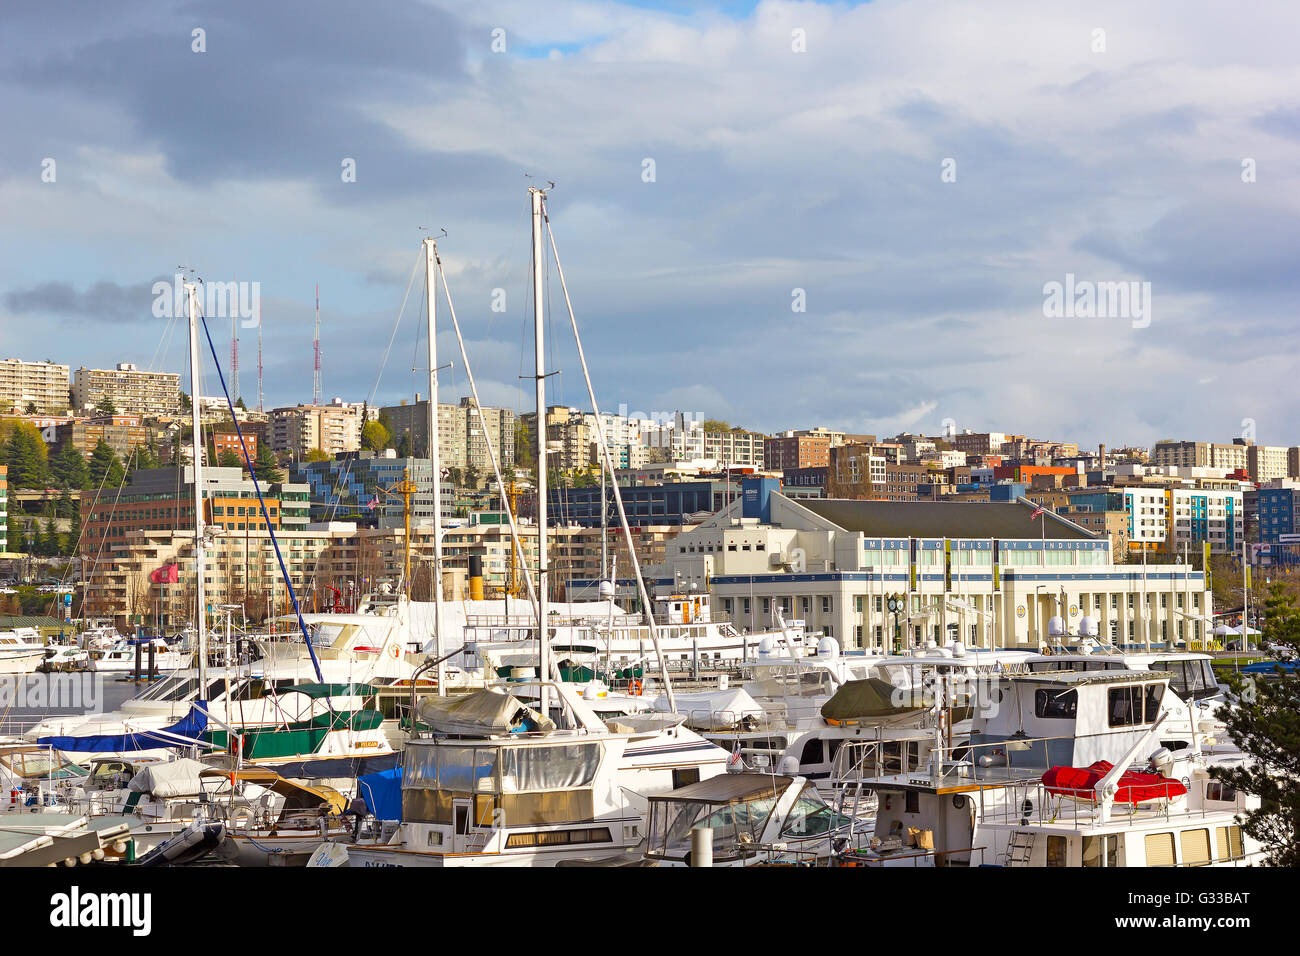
left=424, top=236, right=445, bottom=695
left=185, top=282, right=208, bottom=690
left=531, top=186, right=551, bottom=715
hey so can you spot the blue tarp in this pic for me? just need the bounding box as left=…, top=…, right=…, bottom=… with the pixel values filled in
left=1241, top=660, right=1299, bottom=674
left=37, top=701, right=210, bottom=752
left=356, top=765, right=403, bottom=822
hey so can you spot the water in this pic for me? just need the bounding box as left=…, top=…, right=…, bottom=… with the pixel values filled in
left=0, top=674, right=148, bottom=736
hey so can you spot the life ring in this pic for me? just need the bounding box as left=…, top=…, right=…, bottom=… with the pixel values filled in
left=628, top=679, right=643, bottom=696
left=388, top=643, right=401, bottom=660
left=230, top=806, right=256, bottom=830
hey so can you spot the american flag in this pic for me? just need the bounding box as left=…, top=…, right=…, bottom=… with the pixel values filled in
left=1030, top=505, right=1046, bottom=520
left=727, top=738, right=745, bottom=773
left=367, top=496, right=378, bottom=511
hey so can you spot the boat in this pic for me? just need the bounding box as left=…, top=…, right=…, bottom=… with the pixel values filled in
left=322, top=680, right=728, bottom=867
left=0, top=629, right=47, bottom=675
left=838, top=669, right=1267, bottom=867
left=640, top=772, right=861, bottom=866
left=197, top=768, right=351, bottom=867
left=136, top=816, right=226, bottom=867
left=89, top=638, right=188, bottom=673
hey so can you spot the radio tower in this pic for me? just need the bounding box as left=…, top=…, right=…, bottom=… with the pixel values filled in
left=256, top=300, right=264, bottom=413
left=312, top=283, right=322, bottom=406
left=230, top=307, right=240, bottom=404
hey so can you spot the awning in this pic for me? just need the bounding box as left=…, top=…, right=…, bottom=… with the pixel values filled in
left=416, top=688, right=556, bottom=736
left=356, top=766, right=403, bottom=822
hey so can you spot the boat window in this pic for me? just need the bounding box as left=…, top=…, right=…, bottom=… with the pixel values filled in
left=231, top=678, right=266, bottom=701
left=136, top=675, right=186, bottom=701
left=1215, top=825, right=1244, bottom=860
left=501, top=743, right=600, bottom=792
left=0, top=750, right=76, bottom=779
left=672, top=768, right=700, bottom=789
left=904, top=791, right=919, bottom=814
left=1143, top=684, right=1163, bottom=722
left=1108, top=686, right=1153, bottom=727
left=1180, top=828, right=1211, bottom=866
left=1205, top=781, right=1236, bottom=802
left=506, top=827, right=611, bottom=848
left=1034, top=688, right=1077, bottom=719
left=1144, top=831, right=1175, bottom=867
left=1046, top=835, right=1068, bottom=867
left=1083, top=835, right=1119, bottom=867
left=800, top=737, right=824, bottom=766
left=88, top=761, right=135, bottom=789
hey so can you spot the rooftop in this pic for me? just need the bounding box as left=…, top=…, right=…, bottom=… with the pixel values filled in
left=800, top=497, right=1095, bottom=540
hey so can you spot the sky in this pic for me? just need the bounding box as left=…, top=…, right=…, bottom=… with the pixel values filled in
left=2, top=0, right=1298, bottom=449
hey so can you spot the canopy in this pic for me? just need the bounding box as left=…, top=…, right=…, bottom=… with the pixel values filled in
left=356, top=766, right=403, bottom=822
left=197, top=767, right=347, bottom=813
left=37, top=702, right=209, bottom=753
left=820, top=679, right=927, bottom=722
left=416, top=688, right=556, bottom=737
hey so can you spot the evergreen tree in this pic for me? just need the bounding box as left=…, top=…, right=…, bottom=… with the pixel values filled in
left=56, top=488, right=76, bottom=521
left=41, top=517, right=59, bottom=557
left=218, top=450, right=242, bottom=468
left=4, top=421, right=51, bottom=488
left=133, top=443, right=158, bottom=472
left=1213, top=583, right=1300, bottom=865
left=88, top=439, right=125, bottom=487
left=94, top=396, right=118, bottom=416
left=252, top=442, right=285, bottom=484
left=395, top=434, right=412, bottom=458
left=51, top=442, right=90, bottom=489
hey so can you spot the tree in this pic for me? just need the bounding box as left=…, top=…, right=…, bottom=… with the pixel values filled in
left=94, top=396, right=118, bottom=416
left=464, top=465, right=482, bottom=489
left=514, top=419, right=533, bottom=467
left=701, top=419, right=731, bottom=433
left=304, top=448, right=329, bottom=463
left=446, top=466, right=464, bottom=488
left=51, top=442, right=90, bottom=489
left=23, top=402, right=37, bottom=415
left=88, top=439, right=125, bottom=487
left=378, top=411, right=397, bottom=448
left=218, top=450, right=242, bottom=468
left=361, top=419, right=390, bottom=453
left=179, top=391, right=192, bottom=412
left=1213, top=583, right=1300, bottom=865
left=132, top=443, right=158, bottom=472
left=395, top=434, right=412, bottom=459
left=235, top=396, right=247, bottom=411
left=4, top=421, right=51, bottom=488
left=252, top=442, right=285, bottom=484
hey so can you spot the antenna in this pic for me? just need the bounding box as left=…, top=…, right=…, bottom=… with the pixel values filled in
left=230, top=279, right=239, bottom=404
left=257, top=299, right=264, bottom=413
left=312, top=283, right=322, bottom=406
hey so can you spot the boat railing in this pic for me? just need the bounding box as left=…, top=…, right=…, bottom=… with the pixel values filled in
left=841, top=845, right=988, bottom=867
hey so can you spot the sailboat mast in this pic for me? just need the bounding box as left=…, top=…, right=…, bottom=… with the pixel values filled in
left=424, top=237, right=445, bottom=694
left=185, top=282, right=208, bottom=690
left=531, top=186, right=551, bottom=714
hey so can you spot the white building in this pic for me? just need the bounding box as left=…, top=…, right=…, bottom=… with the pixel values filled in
left=653, top=479, right=1213, bottom=651
left=1120, top=486, right=1243, bottom=555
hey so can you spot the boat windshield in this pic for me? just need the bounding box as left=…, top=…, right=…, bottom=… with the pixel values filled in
left=780, top=791, right=852, bottom=838
left=404, top=741, right=601, bottom=794
left=647, top=794, right=778, bottom=861
left=134, top=674, right=232, bottom=702
left=1151, top=658, right=1219, bottom=701
left=0, top=749, right=80, bottom=780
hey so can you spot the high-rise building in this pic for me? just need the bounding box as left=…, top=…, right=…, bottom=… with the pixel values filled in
left=0, top=358, right=71, bottom=414
left=270, top=401, right=364, bottom=458
left=72, top=364, right=181, bottom=418
left=764, top=431, right=831, bottom=471
left=381, top=397, right=516, bottom=473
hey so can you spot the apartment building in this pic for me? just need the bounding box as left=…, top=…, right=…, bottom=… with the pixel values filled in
left=1120, top=486, right=1243, bottom=555
left=950, top=431, right=1008, bottom=457
left=1247, top=444, right=1291, bottom=483
left=383, top=397, right=516, bottom=473
left=703, top=429, right=767, bottom=468
left=52, top=415, right=150, bottom=460
left=72, top=364, right=181, bottom=417
left=0, top=358, right=71, bottom=414
left=270, top=401, right=363, bottom=458
left=291, top=451, right=455, bottom=527
left=1152, top=440, right=1250, bottom=474
left=764, top=432, right=831, bottom=471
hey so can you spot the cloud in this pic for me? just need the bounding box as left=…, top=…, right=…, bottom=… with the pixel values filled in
left=2, top=0, right=1299, bottom=447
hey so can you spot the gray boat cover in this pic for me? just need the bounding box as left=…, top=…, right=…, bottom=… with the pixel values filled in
left=126, top=758, right=211, bottom=798
left=416, top=689, right=556, bottom=736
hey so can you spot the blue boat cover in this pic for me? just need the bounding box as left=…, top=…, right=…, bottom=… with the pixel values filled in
left=37, top=701, right=210, bottom=752
left=1241, top=660, right=1299, bottom=674
left=356, top=765, right=403, bottom=822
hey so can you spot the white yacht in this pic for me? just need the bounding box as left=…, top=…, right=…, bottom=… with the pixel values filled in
left=89, top=638, right=188, bottom=673
left=326, top=681, right=729, bottom=867
left=841, top=669, right=1263, bottom=867
left=0, top=628, right=47, bottom=675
